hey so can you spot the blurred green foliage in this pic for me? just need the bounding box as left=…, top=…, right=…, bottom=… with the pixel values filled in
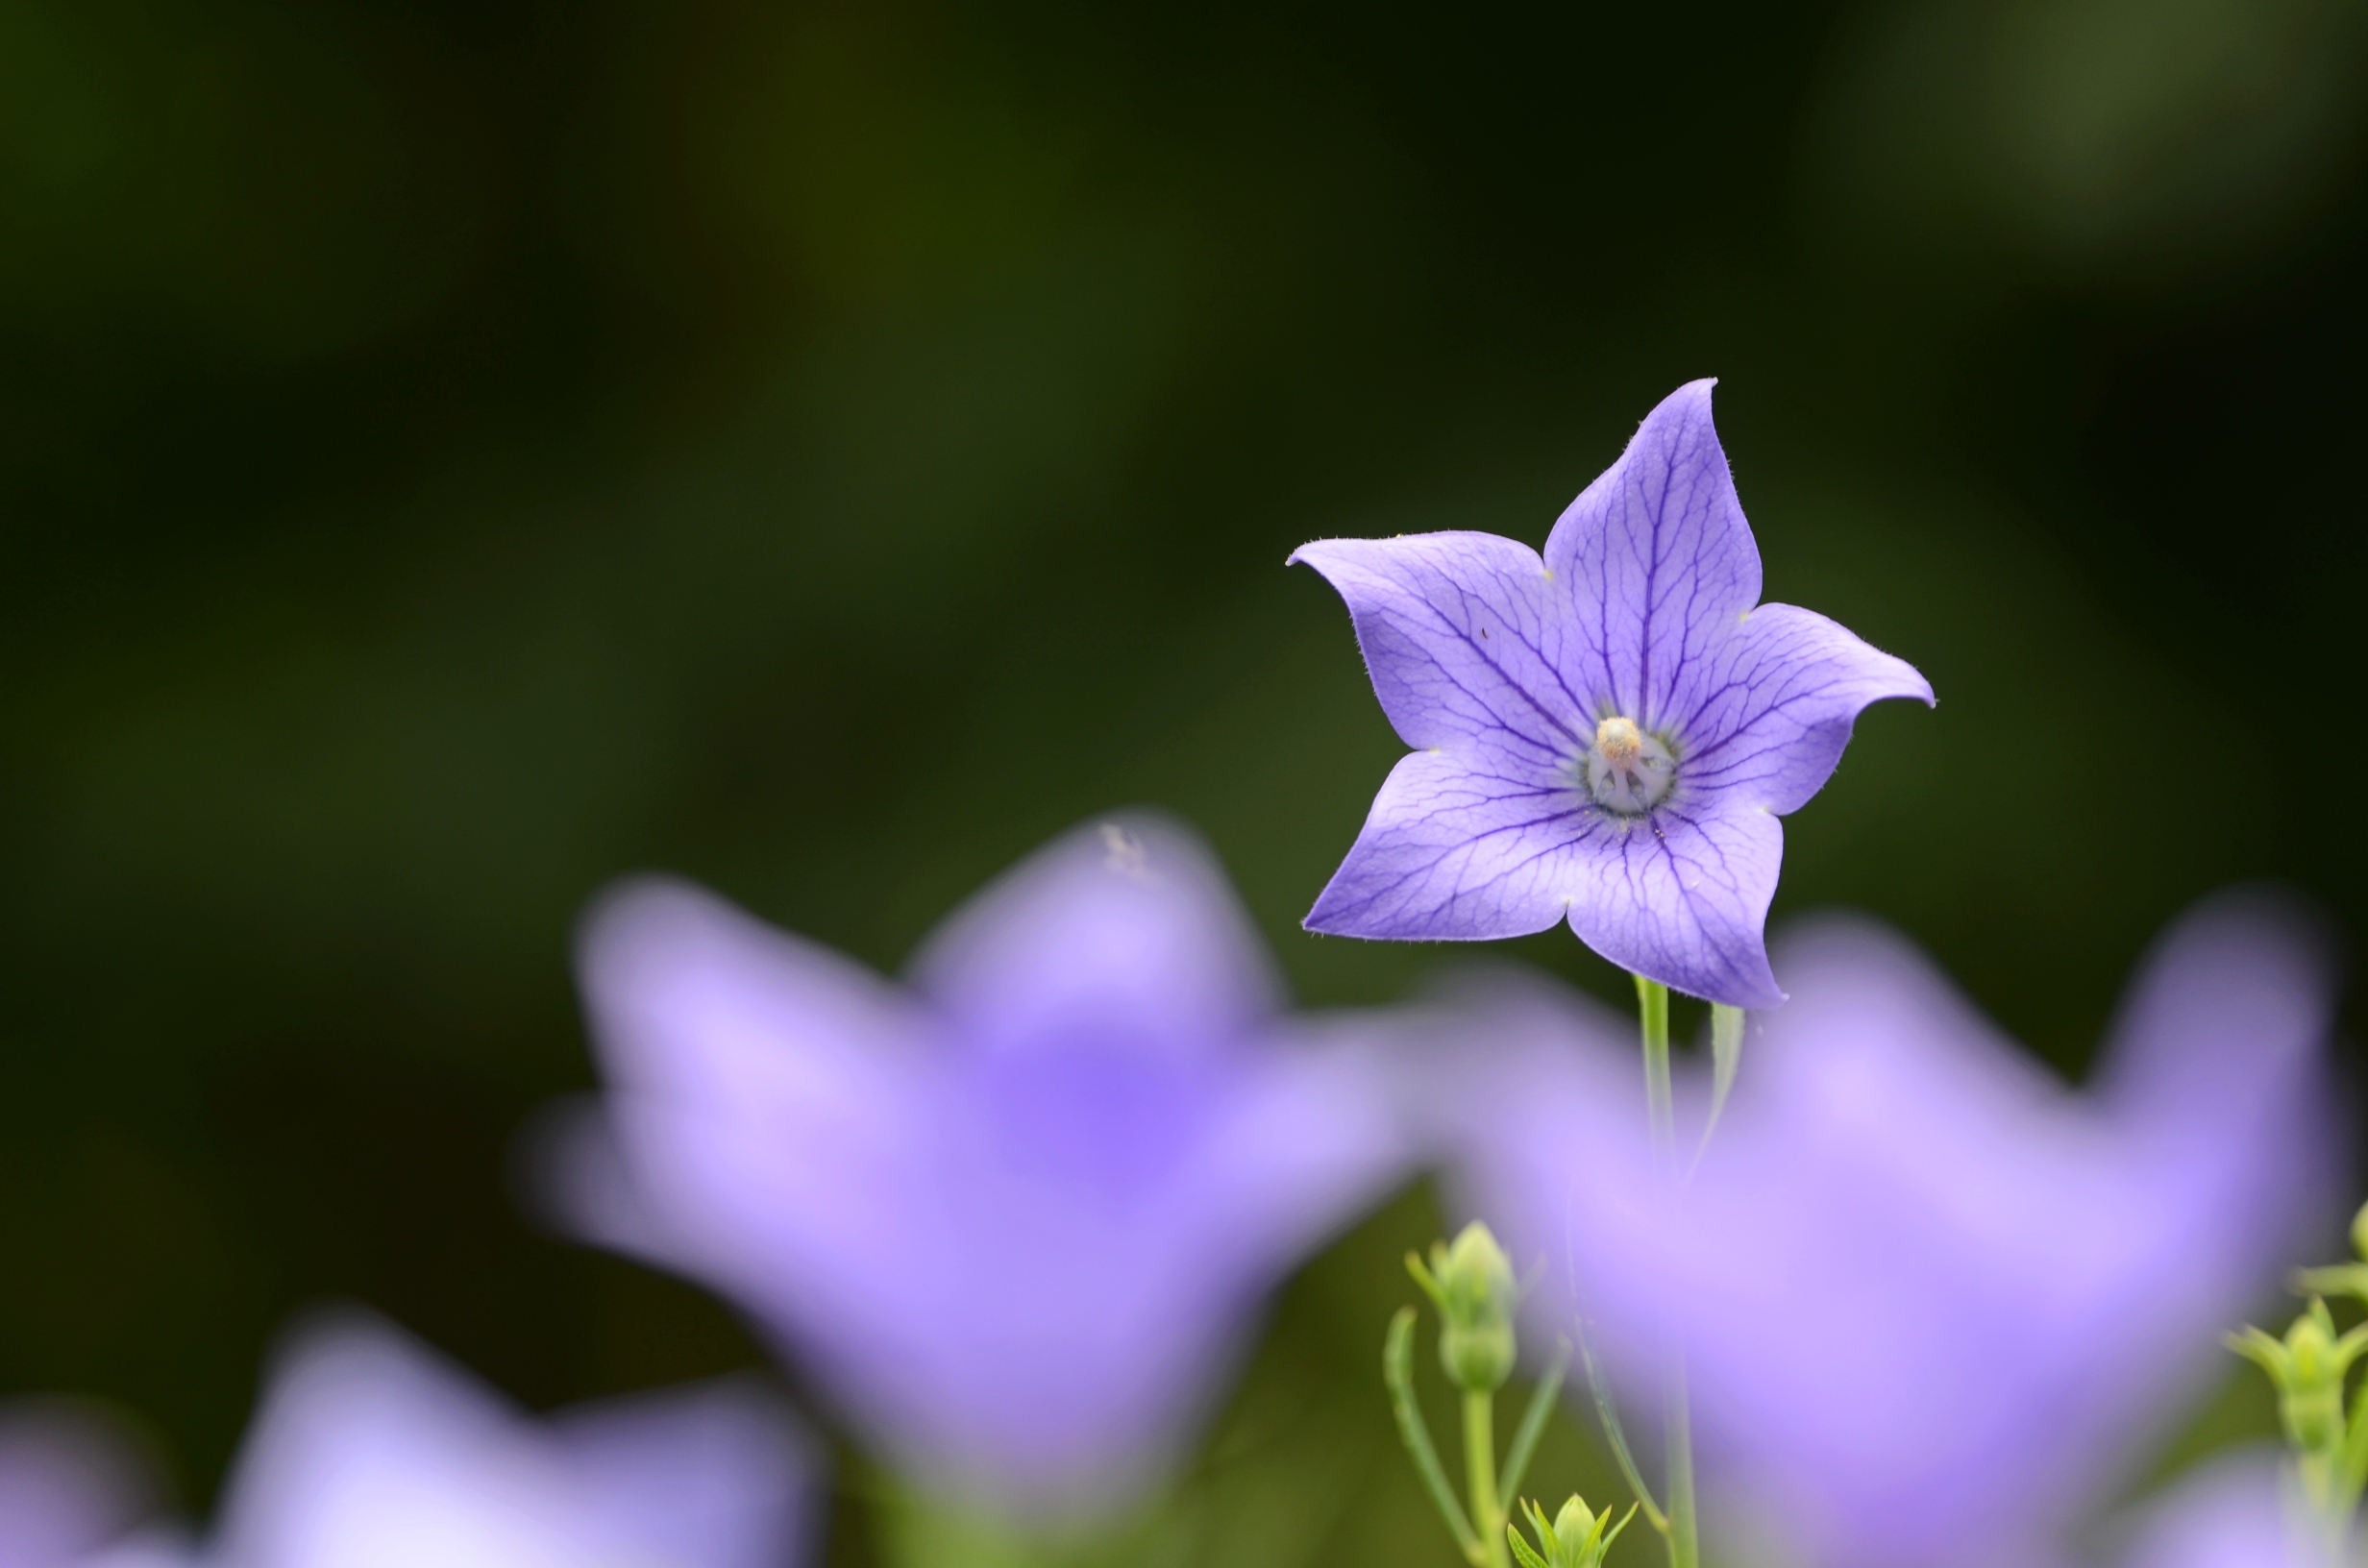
left=1, top=0, right=2363, bottom=1559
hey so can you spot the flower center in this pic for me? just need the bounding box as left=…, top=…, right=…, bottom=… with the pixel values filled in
left=1585, top=716, right=1675, bottom=816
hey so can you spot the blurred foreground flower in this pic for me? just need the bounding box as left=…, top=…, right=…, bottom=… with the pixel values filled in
left=1292, top=380, right=1930, bottom=1006
left=209, top=1313, right=815, bottom=1568
left=2113, top=1452, right=2330, bottom=1568
left=554, top=816, right=1408, bottom=1524
left=1441, top=890, right=2337, bottom=1568
left=0, top=1401, right=175, bottom=1568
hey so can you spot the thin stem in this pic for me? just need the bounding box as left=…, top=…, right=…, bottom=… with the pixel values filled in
left=1664, top=1354, right=1701, bottom=1568
left=1636, top=975, right=1675, bottom=1177
left=1465, top=1391, right=1511, bottom=1568
left=1498, top=1339, right=1571, bottom=1511
left=1633, top=975, right=1700, bottom=1568
left=1575, top=1319, right=1668, bottom=1537
left=1385, top=1308, right=1483, bottom=1562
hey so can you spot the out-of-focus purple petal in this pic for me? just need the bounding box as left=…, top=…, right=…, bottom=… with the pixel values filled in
left=1540, top=380, right=1761, bottom=733
left=910, top=819, right=1278, bottom=1063
left=565, top=814, right=1410, bottom=1523
left=1439, top=892, right=2339, bottom=1568
left=74, top=1537, right=193, bottom=1568
left=2113, top=1452, right=2321, bottom=1568
left=1565, top=800, right=1785, bottom=1008
left=1673, top=603, right=1934, bottom=816
left=551, top=1380, right=816, bottom=1568
left=210, top=1312, right=818, bottom=1568
left=0, top=1403, right=162, bottom=1568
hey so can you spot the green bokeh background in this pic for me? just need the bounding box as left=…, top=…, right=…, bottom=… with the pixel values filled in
left=2, top=0, right=2363, bottom=1559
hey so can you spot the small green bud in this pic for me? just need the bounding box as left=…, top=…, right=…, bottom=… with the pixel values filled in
left=2286, top=1306, right=2349, bottom=1449
left=2229, top=1298, right=2368, bottom=1457
left=1511, top=1494, right=1637, bottom=1568
left=1549, top=1496, right=1600, bottom=1552
left=2352, top=1197, right=2368, bottom=1263
left=1410, top=1222, right=1518, bottom=1392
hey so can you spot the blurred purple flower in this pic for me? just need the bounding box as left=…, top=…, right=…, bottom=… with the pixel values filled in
left=1439, top=890, right=2338, bottom=1568
left=210, top=1312, right=816, bottom=1568
left=0, top=1402, right=173, bottom=1568
left=2114, top=1453, right=2322, bottom=1568
left=555, top=816, right=1409, bottom=1522
left=1292, top=380, right=1930, bottom=1006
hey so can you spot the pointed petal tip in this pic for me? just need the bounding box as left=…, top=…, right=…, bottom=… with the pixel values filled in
left=1649, top=377, right=1721, bottom=422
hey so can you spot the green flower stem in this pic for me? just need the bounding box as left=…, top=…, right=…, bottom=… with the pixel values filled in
left=1385, top=1308, right=1483, bottom=1563
left=2338, top=1386, right=2368, bottom=1531
left=1466, top=1391, right=1511, bottom=1568
left=1577, top=1322, right=1669, bottom=1538
left=1663, top=1354, right=1701, bottom=1568
left=1637, top=977, right=1675, bottom=1174
left=1634, top=975, right=1701, bottom=1568
left=1498, top=1338, right=1571, bottom=1511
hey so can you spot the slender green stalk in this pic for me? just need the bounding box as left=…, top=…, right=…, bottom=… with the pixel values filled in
left=1575, top=1319, right=1668, bottom=1536
left=1498, top=1339, right=1570, bottom=1510
left=1636, top=976, right=1675, bottom=1175
left=1386, top=1308, right=1483, bottom=1561
left=1465, top=1391, right=1511, bottom=1568
left=2337, top=1384, right=2368, bottom=1534
left=1633, top=976, right=1701, bottom=1568
left=1663, top=1353, right=1700, bottom=1568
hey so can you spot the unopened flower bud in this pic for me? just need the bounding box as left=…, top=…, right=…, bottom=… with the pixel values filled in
left=2229, top=1298, right=2368, bottom=1458
left=1549, top=1497, right=1601, bottom=1553
left=1510, top=1493, right=1636, bottom=1568
left=1411, top=1222, right=1518, bottom=1392
left=2282, top=1311, right=2347, bottom=1450
left=2351, top=1198, right=2368, bottom=1263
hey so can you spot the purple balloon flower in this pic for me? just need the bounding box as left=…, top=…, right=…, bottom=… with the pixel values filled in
left=210, top=1312, right=817, bottom=1568
left=1435, top=890, right=2337, bottom=1568
left=555, top=816, right=1408, bottom=1523
left=1293, top=380, right=1932, bottom=1006
left=2114, top=1453, right=2321, bottom=1568
left=0, top=1402, right=172, bottom=1568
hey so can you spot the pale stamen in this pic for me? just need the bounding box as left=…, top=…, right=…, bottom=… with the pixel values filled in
left=1584, top=715, right=1676, bottom=816
left=1595, top=716, right=1643, bottom=764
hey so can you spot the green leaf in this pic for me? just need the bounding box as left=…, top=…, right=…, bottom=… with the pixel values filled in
left=1688, top=1004, right=1746, bottom=1185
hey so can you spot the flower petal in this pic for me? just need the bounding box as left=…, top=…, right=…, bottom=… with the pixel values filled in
left=216, top=1313, right=817, bottom=1568
left=1439, top=896, right=2337, bottom=1568
left=1290, top=531, right=1588, bottom=757
left=1673, top=602, right=1934, bottom=814
left=1305, top=748, right=1596, bottom=941
left=909, top=814, right=1278, bottom=1063
left=1542, top=380, right=1763, bottom=730
left=1564, top=799, right=1785, bottom=1007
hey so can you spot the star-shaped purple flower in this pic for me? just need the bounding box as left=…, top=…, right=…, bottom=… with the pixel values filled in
left=1293, top=380, right=1932, bottom=1006
left=554, top=816, right=1408, bottom=1524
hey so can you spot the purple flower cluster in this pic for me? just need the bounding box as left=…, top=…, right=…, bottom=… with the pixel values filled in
left=0, top=380, right=2331, bottom=1568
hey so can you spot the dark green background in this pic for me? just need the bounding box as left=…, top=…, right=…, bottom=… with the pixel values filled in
left=1, top=0, right=2360, bottom=1559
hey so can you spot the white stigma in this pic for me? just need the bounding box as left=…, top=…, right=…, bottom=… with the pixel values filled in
left=1585, top=715, right=1676, bottom=816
